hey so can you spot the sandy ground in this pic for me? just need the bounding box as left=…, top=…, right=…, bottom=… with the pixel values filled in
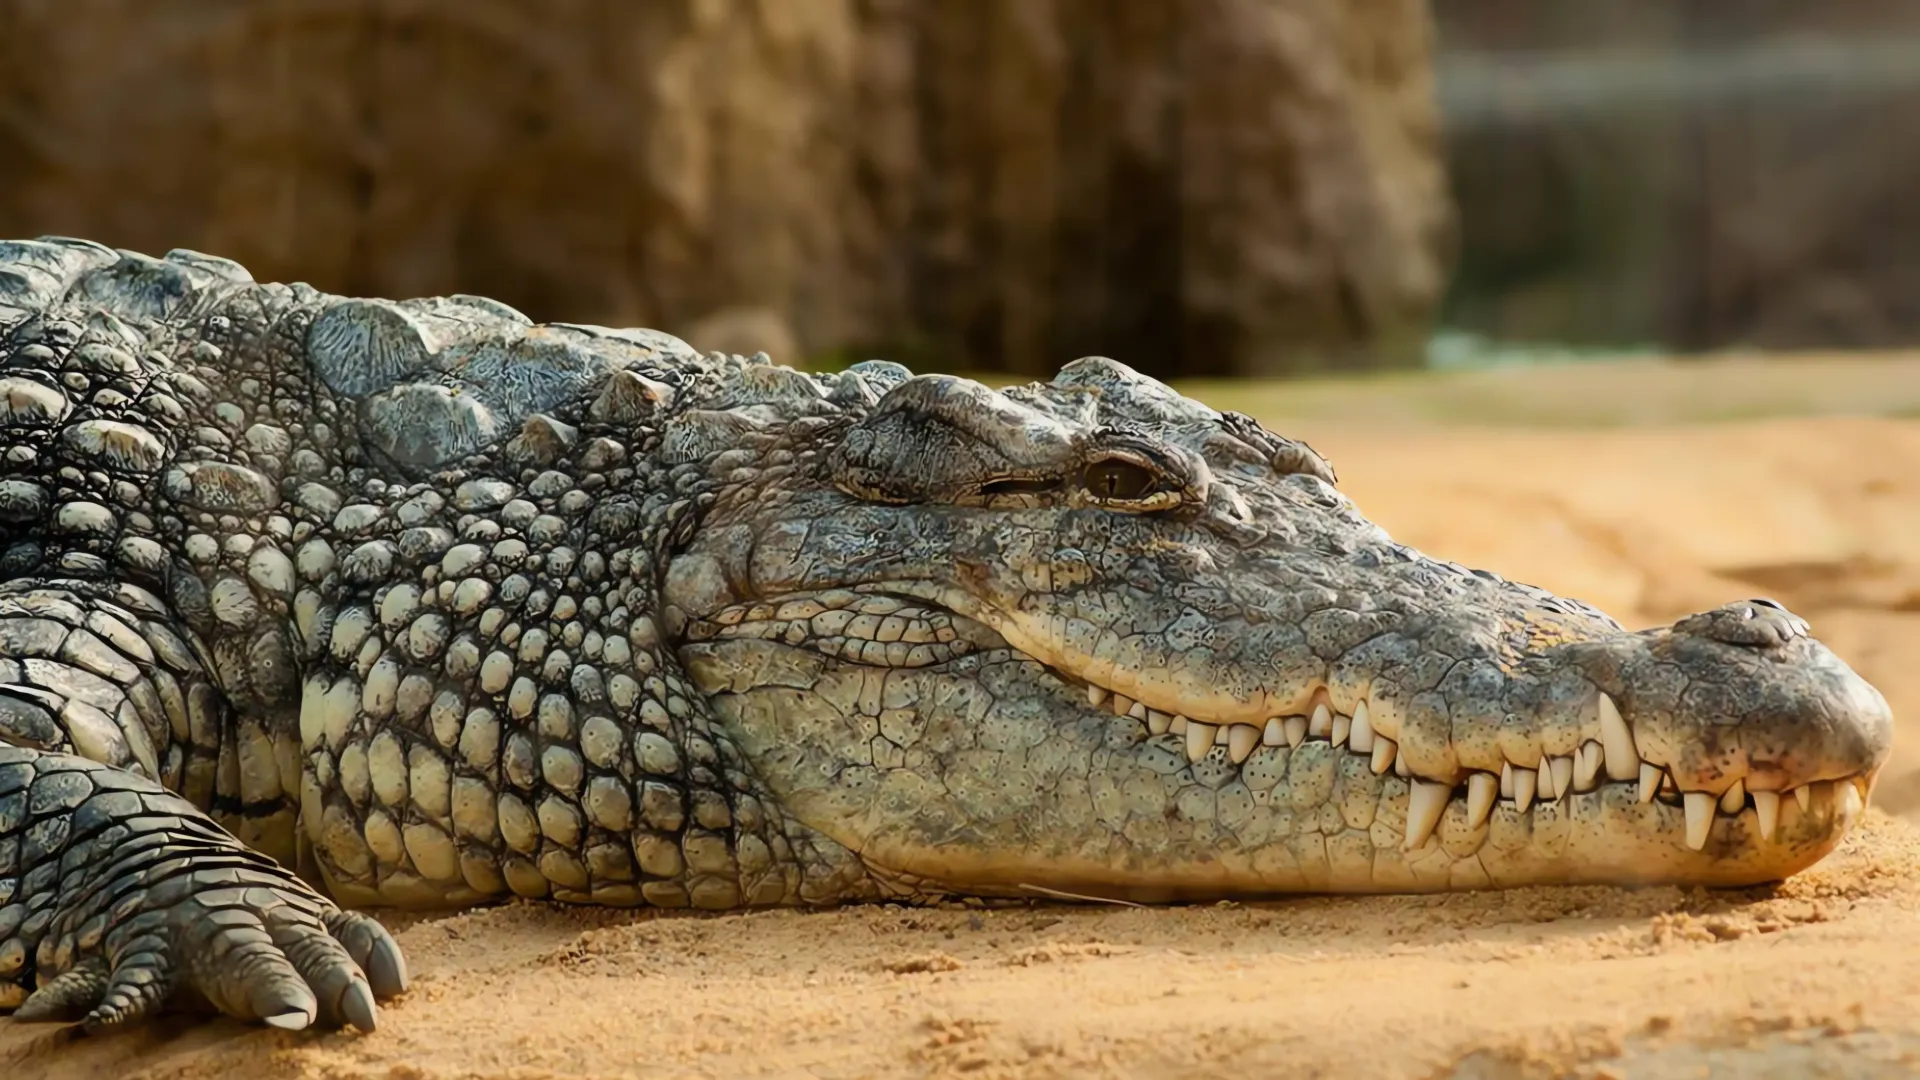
left=8, top=361, right=1920, bottom=1079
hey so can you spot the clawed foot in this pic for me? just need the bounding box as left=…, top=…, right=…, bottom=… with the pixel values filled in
left=10, top=875, right=407, bottom=1033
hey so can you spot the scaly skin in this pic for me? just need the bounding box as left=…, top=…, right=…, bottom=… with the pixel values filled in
left=0, top=238, right=1894, bottom=1033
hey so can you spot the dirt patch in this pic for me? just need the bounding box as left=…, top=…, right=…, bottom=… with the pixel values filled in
left=6, top=814, right=1919, bottom=1080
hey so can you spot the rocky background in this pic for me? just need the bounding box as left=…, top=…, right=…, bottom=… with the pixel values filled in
left=1435, top=1, right=1920, bottom=352
left=0, top=0, right=1451, bottom=378
left=8, top=2, right=1910, bottom=374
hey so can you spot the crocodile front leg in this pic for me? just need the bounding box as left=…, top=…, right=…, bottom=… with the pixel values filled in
left=0, top=746, right=404, bottom=1030
left=0, top=248, right=417, bottom=1030
left=0, top=585, right=402, bottom=1029
left=0, top=580, right=308, bottom=864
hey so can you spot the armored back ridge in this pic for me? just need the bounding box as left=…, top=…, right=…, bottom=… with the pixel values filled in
left=0, top=239, right=1893, bottom=1033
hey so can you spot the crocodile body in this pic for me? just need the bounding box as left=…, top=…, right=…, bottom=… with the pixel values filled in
left=0, top=238, right=1893, bottom=1032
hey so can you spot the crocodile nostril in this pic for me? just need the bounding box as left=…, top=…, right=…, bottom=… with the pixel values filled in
left=1672, top=600, right=1810, bottom=648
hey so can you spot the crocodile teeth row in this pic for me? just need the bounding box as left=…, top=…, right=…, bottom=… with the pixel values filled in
left=1093, top=688, right=1414, bottom=782
left=1091, top=689, right=1433, bottom=776
left=1090, top=683, right=1269, bottom=765
left=1094, top=683, right=1866, bottom=852
left=1403, top=767, right=1858, bottom=853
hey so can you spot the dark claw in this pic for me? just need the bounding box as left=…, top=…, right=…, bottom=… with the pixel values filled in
left=326, top=911, right=408, bottom=998
left=264, top=1009, right=314, bottom=1031
left=362, top=935, right=407, bottom=1000
left=248, top=980, right=318, bottom=1031
left=251, top=905, right=393, bottom=1032
left=337, top=978, right=378, bottom=1033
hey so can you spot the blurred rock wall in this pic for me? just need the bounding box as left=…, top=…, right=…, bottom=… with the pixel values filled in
left=0, top=0, right=1451, bottom=377
left=1435, top=1, right=1920, bottom=351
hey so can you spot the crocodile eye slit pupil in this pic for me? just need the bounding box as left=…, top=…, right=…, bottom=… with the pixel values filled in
left=1084, top=459, right=1155, bottom=501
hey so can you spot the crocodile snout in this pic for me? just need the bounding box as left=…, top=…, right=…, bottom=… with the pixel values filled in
left=1575, top=599, right=1894, bottom=846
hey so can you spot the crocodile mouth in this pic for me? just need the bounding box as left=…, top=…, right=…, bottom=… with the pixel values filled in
left=1061, top=672, right=1871, bottom=854
left=684, top=586, right=1876, bottom=859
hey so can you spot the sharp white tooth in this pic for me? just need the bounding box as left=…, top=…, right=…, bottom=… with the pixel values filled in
left=1638, top=762, right=1662, bottom=804
left=1147, top=710, right=1172, bottom=736
left=1838, top=779, right=1864, bottom=820
left=1215, top=724, right=1232, bottom=745
left=1467, top=772, right=1497, bottom=829
left=1112, top=693, right=1135, bottom=717
left=1228, top=724, right=1260, bottom=764
left=1719, top=778, right=1745, bottom=815
left=1751, top=790, right=1779, bottom=840
left=1308, top=703, right=1333, bottom=739
left=1512, top=766, right=1537, bottom=812
left=1597, top=692, right=1639, bottom=780
left=1170, top=714, right=1189, bottom=735
left=1548, top=756, right=1573, bottom=802
left=1499, top=761, right=1514, bottom=798
left=1128, top=701, right=1149, bottom=721
left=1535, top=756, right=1558, bottom=800
left=1185, top=721, right=1217, bottom=763
left=1684, top=791, right=1714, bottom=850
left=1404, top=779, right=1450, bottom=850
left=1394, top=753, right=1411, bottom=778
left=1284, top=716, right=1308, bottom=748
left=1370, top=736, right=1397, bottom=776
left=1794, top=784, right=1811, bottom=812
left=1087, top=685, right=1110, bottom=709
left=1349, top=700, right=1376, bottom=753
left=1331, top=713, right=1351, bottom=748
left=1262, top=718, right=1285, bottom=747
left=1573, top=741, right=1602, bottom=792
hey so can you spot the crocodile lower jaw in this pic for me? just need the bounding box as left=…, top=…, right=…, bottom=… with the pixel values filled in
left=1070, top=676, right=1871, bottom=853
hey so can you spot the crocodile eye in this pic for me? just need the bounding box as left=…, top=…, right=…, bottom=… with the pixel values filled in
left=1083, top=459, right=1156, bottom=502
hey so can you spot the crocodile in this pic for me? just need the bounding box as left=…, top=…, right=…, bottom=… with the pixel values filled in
left=0, top=237, right=1893, bottom=1035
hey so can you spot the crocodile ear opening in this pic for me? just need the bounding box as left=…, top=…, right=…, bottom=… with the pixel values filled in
left=979, top=476, right=1061, bottom=497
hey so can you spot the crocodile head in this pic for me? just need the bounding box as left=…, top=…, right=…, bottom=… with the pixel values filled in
left=671, top=358, right=1893, bottom=899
